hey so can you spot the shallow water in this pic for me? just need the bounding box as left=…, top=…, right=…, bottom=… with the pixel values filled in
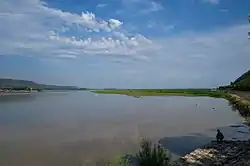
left=0, top=91, right=249, bottom=166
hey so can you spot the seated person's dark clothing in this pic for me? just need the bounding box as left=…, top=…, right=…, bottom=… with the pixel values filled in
left=216, top=130, right=224, bottom=143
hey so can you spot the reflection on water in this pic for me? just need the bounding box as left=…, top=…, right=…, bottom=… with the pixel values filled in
left=0, top=93, right=37, bottom=102
left=0, top=92, right=69, bottom=103
left=0, top=91, right=249, bottom=166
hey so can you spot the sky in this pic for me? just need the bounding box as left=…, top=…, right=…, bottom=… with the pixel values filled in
left=0, top=0, right=249, bottom=88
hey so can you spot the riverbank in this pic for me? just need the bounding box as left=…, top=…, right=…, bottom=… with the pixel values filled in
left=111, top=139, right=250, bottom=166
left=170, top=140, right=250, bottom=166
left=225, top=93, right=250, bottom=123
left=92, top=89, right=226, bottom=98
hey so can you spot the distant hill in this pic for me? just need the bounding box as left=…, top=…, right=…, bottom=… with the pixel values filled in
left=233, top=70, right=250, bottom=88
left=219, top=70, right=250, bottom=91
left=0, top=78, right=80, bottom=90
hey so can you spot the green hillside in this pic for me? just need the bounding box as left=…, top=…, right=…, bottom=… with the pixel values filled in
left=0, top=78, right=79, bottom=90
left=233, top=70, right=250, bottom=87
left=219, top=70, right=250, bottom=91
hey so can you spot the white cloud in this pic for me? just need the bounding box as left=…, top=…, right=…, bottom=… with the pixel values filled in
left=40, top=7, right=122, bottom=32
left=0, top=0, right=153, bottom=60
left=109, top=23, right=250, bottom=87
left=0, top=0, right=250, bottom=86
left=47, top=31, right=154, bottom=59
left=96, top=4, right=107, bottom=8
left=139, top=1, right=164, bottom=14
left=1, top=0, right=121, bottom=32
left=156, top=24, right=250, bottom=63
left=57, top=54, right=77, bottom=59
left=149, top=1, right=164, bottom=12
left=149, top=24, right=250, bottom=86
left=203, top=0, right=219, bottom=4
left=120, top=0, right=163, bottom=14
left=108, top=19, right=123, bottom=30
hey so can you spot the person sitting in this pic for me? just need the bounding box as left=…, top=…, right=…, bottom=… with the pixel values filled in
left=216, top=129, right=224, bottom=143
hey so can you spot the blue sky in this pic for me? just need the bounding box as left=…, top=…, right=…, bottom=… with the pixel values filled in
left=0, top=0, right=249, bottom=88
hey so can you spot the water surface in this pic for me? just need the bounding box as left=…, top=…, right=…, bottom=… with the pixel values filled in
left=0, top=91, right=249, bottom=166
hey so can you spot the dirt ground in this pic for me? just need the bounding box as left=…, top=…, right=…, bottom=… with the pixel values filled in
left=231, top=91, right=250, bottom=101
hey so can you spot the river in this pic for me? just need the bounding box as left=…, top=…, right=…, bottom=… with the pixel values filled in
left=0, top=91, right=249, bottom=166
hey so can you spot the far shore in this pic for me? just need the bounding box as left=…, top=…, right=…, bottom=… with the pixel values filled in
left=0, top=89, right=82, bottom=95
left=91, top=89, right=226, bottom=98
left=0, top=90, right=38, bottom=94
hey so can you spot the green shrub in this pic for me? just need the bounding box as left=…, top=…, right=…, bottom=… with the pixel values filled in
left=136, top=138, right=170, bottom=166
left=108, top=156, right=130, bottom=166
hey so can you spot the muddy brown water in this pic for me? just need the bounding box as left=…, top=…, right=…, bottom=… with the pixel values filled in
left=0, top=91, right=249, bottom=166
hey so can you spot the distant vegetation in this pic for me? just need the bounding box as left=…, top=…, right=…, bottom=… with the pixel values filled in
left=93, top=69, right=250, bottom=96
left=219, top=70, right=250, bottom=91
left=0, top=78, right=82, bottom=91
left=92, top=89, right=226, bottom=98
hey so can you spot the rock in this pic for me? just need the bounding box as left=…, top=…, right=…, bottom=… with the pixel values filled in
left=229, top=125, right=246, bottom=128
left=170, top=140, right=250, bottom=166
left=213, top=161, right=223, bottom=166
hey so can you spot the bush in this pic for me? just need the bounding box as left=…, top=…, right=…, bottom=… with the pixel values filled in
left=108, top=156, right=130, bottom=166
left=136, top=138, right=170, bottom=166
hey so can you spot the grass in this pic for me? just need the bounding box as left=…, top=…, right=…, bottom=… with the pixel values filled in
left=108, top=139, right=170, bottom=166
left=108, top=155, right=130, bottom=166
left=92, top=89, right=227, bottom=98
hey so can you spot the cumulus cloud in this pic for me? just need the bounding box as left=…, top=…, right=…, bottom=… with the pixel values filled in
left=108, top=19, right=123, bottom=30
left=0, top=0, right=122, bottom=32
left=40, top=7, right=122, bottom=32
left=47, top=31, right=154, bottom=61
left=0, top=0, right=153, bottom=60
left=0, top=0, right=250, bottom=84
